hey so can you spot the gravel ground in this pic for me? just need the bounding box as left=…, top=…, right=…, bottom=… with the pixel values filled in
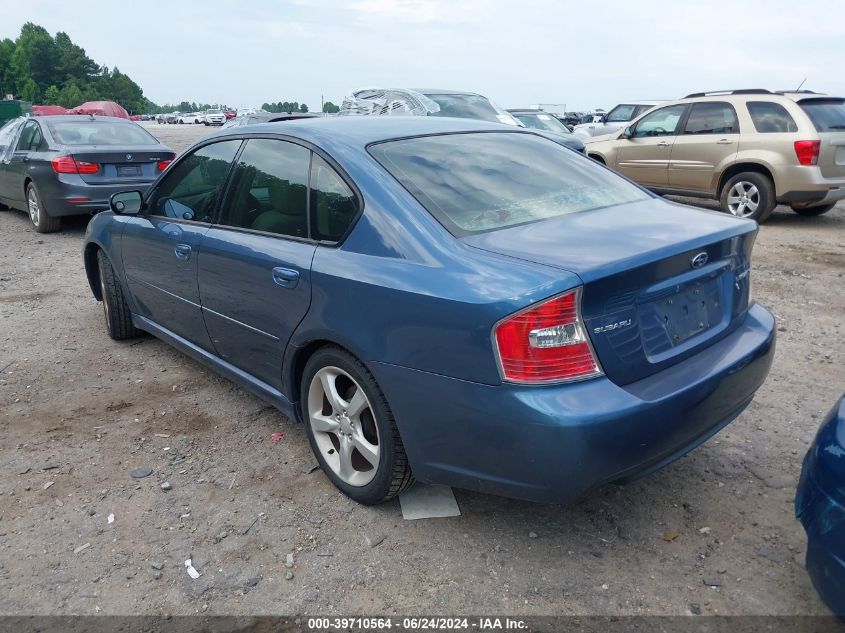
left=0, top=120, right=843, bottom=616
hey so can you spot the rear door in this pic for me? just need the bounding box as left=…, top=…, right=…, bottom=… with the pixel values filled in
left=4, top=119, right=41, bottom=205
left=668, top=101, right=740, bottom=192
left=198, top=138, right=317, bottom=389
left=797, top=98, right=845, bottom=179
left=0, top=118, right=25, bottom=204
left=121, top=139, right=242, bottom=349
left=615, top=104, right=687, bottom=187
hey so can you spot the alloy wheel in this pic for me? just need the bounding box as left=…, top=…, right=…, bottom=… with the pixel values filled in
left=307, top=366, right=380, bottom=486
left=726, top=181, right=760, bottom=218
left=27, top=189, right=40, bottom=226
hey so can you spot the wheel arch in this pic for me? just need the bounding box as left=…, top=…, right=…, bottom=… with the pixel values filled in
left=285, top=337, right=369, bottom=423
left=84, top=242, right=103, bottom=300
left=587, top=153, right=606, bottom=164
left=716, top=162, right=776, bottom=197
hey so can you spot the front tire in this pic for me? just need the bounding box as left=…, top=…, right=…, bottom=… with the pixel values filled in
left=97, top=250, right=140, bottom=340
left=719, top=172, right=776, bottom=223
left=301, top=347, right=413, bottom=504
left=791, top=202, right=836, bottom=217
left=26, top=183, right=61, bottom=233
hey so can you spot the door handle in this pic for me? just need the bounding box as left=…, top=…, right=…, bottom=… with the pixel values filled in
left=272, top=267, right=300, bottom=289
left=657, top=141, right=670, bottom=147
left=174, top=244, right=192, bottom=260
left=716, top=138, right=734, bottom=145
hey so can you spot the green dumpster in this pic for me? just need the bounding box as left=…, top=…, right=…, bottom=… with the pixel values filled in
left=0, top=100, right=32, bottom=127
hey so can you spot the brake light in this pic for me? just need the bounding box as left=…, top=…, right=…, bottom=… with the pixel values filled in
left=794, top=140, right=820, bottom=166
left=51, top=156, right=99, bottom=174
left=494, top=288, right=602, bottom=384
left=156, top=160, right=172, bottom=171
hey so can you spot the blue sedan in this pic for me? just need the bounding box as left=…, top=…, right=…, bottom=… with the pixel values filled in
left=83, top=117, right=775, bottom=504
left=797, top=395, right=845, bottom=616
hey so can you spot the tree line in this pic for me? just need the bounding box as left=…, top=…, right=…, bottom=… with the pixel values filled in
left=0, top=23, right=149, bottom=113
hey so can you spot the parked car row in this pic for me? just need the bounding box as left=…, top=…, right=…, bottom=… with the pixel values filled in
left=155, top=109, right=231, bottom=125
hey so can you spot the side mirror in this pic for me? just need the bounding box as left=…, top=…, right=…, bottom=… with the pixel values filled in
left=622, top=127, right=633, bottom=139
left=110, top=190, right=143, bottom=215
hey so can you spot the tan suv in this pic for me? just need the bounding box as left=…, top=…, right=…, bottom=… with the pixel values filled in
left=583, top=89, right=845, bottom=222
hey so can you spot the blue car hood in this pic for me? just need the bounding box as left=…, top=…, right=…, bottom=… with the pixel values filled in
left=461, top=198, right=756, bottom=283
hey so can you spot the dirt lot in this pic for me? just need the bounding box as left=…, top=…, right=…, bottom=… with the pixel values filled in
left=0, top=120, right=843, bottom=617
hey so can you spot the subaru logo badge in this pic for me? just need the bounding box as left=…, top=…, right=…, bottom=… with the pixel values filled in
left=691, top=252, right=709, bottom=269
left=126, top=154, right=132, bottom=161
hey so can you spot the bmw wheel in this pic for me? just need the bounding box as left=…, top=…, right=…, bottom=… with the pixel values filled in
left=301, top=347, right=414, bottom=504
left=719, top=172, right=776, bottom=223
left=26, top=183, right=61, bottom=233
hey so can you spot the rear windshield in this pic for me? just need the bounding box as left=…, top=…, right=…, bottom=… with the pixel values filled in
left=798, top=99, right=845, bottom=132
left=512, top=112, right=572, bottom=135
left=369, top=132, right=649, bottom=236
left=424, top=94, right=513, bottom=125
left=47, top=121, right=158, bottom=146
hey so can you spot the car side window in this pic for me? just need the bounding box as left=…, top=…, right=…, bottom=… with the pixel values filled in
left=746, top=101, right=798, bottom=133
left=0, top=119, right=24, bottom=161
left=310, top=154, right=358, bottom=241
left=683, top=102, right=739, bottom=135
left=605, top=105, right=636, bottom=123
left=632, top=104, right=687, bottom=138
left=219, top=138, right=310, bottom=238
left=15, top=121, right=38, bottom=151
left=147, top=140, right=241, bottom=222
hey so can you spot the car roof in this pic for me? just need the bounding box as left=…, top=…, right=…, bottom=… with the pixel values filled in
left=28, top=115, right=137, bottom=123
left=507, top=109, right=551, bottom=114
left=215, top=115, right=520, bottom=146
left=412, top=89, right=481, bottom=97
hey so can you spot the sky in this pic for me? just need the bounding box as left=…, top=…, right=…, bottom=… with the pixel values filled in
left=3, top=0, right=845, bottom=112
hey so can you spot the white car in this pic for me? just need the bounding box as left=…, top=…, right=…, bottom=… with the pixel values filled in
left=177, top=112, right=203, bottom=124
left=572, top=101, right=664, bottom=138
left=204, top=109, right=226, bottom=126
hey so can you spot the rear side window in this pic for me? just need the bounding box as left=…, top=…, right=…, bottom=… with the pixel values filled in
left=798, top=99, right=845, bottom=132
left=310, top=154, right=358, bottom=241
left=683, top=102, right=739, bottom=134
left=16, top=121, right=39, bottom=151
left=149, top=140, right=241, bottom=221
left=220, top=138, right=310, bottom=239
left=746, top=101, right=798, bottom=133
left=369, top=132, right=649, bottom=236
left=47, top=121, right=158, bottom=145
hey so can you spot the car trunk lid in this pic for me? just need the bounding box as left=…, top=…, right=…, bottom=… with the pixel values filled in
left=462, top=199, right=757, bottom=385
left=68, top=146, right=173, bottom=184
left=797, top=98, right=845, bottom=179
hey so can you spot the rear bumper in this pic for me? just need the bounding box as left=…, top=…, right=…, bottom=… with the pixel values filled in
left=370, top=303, right=775, bottom=503
left=776, top=167, right=845, bottom=207
left=44, top=176, right=156, bottom=217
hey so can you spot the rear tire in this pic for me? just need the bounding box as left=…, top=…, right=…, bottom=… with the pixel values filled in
left=26, top=183, right=61, bottom=233
left=301, top=346, right=414, bottom=504
left=719, top=172, right=776, bottom=223
left=791, top=203, right=836, bottom=217
left=97, top=250, right=140, bottom=340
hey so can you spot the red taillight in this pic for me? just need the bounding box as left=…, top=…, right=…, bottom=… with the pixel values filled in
left=494, top=289, right=602, bottom=384
left=794, top=140, right=820, bottom=166
left=157, top=160, right=172, bottom=171
left=51, top=156, right=99, bottom=174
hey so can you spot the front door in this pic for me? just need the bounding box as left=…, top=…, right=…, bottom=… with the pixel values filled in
left=121, top=139, right=242, bottom=349
left=668, top=101, right=740, bottom=192
left=615, top=104, right=688, bottom=187
left=198, top=138, right=317, bottom=389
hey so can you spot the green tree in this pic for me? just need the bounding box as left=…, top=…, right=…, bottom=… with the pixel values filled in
left=54, top=31, right=98, bottom=84
left=299, top=103, right=308, bottom=113
left=11, top=23, right=57, bottom=95
left=20, top=77, right=39, bottom=102
left=58, top=79, right=84, bottom=108
left=322, top=101, right=340, bottom=114
left=44, top=84, right=60, bottom=104
left=0, top=38, right=15, bottom=97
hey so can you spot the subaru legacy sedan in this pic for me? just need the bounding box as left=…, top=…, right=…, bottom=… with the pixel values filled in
left=83, top=117, right=775, bottom=505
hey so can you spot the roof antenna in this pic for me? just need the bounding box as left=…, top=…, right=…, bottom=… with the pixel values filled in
left=796, top=77, right=807, bottom=92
